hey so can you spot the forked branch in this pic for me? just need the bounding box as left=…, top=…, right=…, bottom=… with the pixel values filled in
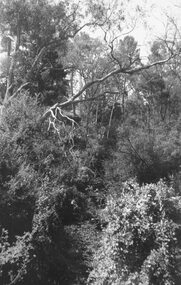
left=43, top=51, right=178, bottom=132
left=59, top=53, right=176, bottom=108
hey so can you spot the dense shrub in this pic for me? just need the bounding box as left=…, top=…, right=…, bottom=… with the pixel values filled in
left=116, top=118, right=181, bottom=184
left=0, top=229, right=34, bottom=285
left=0, top=93, right=104, bottom=284
left=88, top=180, right=181, bottom=285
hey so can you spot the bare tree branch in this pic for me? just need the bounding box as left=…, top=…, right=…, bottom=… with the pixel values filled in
left=58, top=54, right=175, bottom=108
left=41, top=53, right=176, bottom=135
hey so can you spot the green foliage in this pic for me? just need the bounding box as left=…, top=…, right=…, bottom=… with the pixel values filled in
left=88, top=180, right=180, bottom=285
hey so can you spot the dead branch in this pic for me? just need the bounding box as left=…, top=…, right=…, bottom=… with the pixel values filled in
left=42, top=52, right=176, bottom=134
left=58, top=54, right=175, bottom=108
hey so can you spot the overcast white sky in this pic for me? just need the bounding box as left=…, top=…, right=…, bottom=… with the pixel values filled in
left=0, top=0, right=181, bottom=62
left=82, top=0, right=181, bottom=59
left=126, top=0, right=181, bottom=58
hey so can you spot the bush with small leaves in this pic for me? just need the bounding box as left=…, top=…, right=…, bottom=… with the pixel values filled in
left=0, top=229, right=34, bottom=285
left=88, top=180, right=181, bottom=285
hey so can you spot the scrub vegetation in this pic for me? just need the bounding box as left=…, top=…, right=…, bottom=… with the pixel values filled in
left=0, top=1, right=181, bottom=284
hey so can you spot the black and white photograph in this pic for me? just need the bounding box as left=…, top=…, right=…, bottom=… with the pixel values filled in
left=0, top=0, right=181, bottom=284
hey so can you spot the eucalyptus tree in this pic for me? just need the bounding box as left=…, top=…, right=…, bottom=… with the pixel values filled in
left=0, top=0, right=88, bottom=107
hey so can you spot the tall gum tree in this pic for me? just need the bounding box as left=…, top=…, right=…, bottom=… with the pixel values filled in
left=0, top=0, right=179, bottom=126
left=42, top=0, right=179, bottom=128
left=0, top=0, right=89, bottom=106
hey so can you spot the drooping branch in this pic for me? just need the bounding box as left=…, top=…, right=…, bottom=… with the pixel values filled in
left=41, top=47, right=178, bottom=135
left=43, top=90, right=120, bottom=127
left=59, top=54, right=175, bottom=109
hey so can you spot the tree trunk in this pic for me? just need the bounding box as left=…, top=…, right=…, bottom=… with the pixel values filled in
left=3, top=15, right=21, bottom=105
